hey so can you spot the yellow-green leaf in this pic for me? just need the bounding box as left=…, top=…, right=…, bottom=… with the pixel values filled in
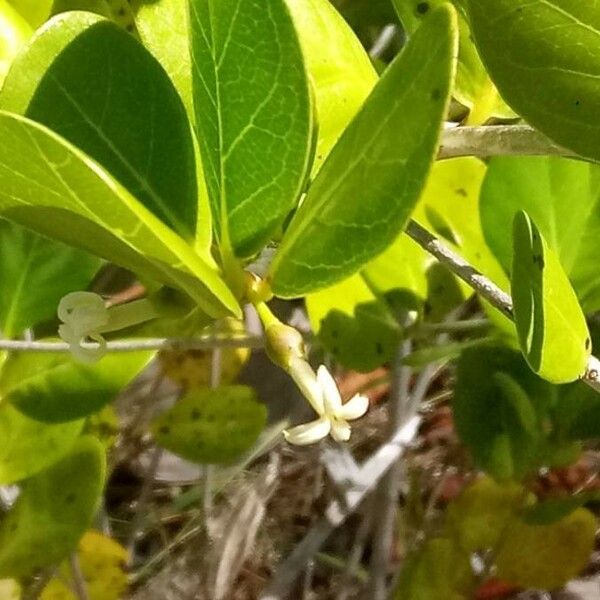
left=511, top=211, right=590, bottom=383
left=495, top=508, right=596, bottom=590
left=269, top=5, right=458, bottom=296
left=151, top=385, right=267, bottom=465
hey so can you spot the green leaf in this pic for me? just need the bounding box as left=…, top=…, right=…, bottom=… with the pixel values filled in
left=446, top=477, right=528, bottom=553
left=553, top=380, right=600, bottom=441
left=306, top=274, right=401, bottom=372
left=131, top=0, right=193, bottom=115
left=481, top=156, right=600, bottom=312
left=0, top=0, right=31, bottom=82
left=0, top=436, right=105, bottom=578
left=190, top=0, right=314, bottom=257
left=522, top=491, right=600, bottom=526
left=1, top=12, right=198, bottom=239
left=511, top=211, right=590, bottom=383
left=7, top=0, right=51, bottom=28
left=393, top=537, right=474, bottom=600
left=0, top=402, right=83, bottom=484
left=453, top=345, right=552, bottom=480
left=2, top=350, right=152, bottom=422
left=269, top=5, right=457, bottom=296
left=284, top=0, right=378, bottom=173
left=467, top=0, right=600, bottom=160
left=0, top=111, right=240, bottom=318
left=494, top=508, right=596, bottom=590
left=0, top=220, right=100, bottom=338
left=151, top=385, right=267, bottom=465
left=392, top=0, right=514, bottom=122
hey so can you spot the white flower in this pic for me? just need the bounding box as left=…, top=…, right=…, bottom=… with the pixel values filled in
left=284, top=365, right=369, bottom=446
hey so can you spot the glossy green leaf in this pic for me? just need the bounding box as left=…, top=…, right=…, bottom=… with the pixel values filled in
left=1, top=12, right=198, bottom=239
left=7, top=0, right=51, bottom=28
left=511, top=211, right=590, bottom=383
left=190, top=0, right=314, bottom=257
left=392, top=0, right=514, bottom=122
left=454, top=346, right=553, bottom=480
left=284, top=0, right=378, bottom=173
left=132, top=0, right=192, bottom=114
left=306, top=274, right=401, bottom=372
left=446, top=477, right=527, bottom=552
left=0, top=436, right=105, bottom=578
left=1, top=350, right=152, bottom=422
left=495, top=508, right=596, bottom=590
left=467, top=0, right=600, bottom=160
left=151, top=385, right=267, bottom=465
left=0, top=220, right=99, bottom=338
left=0, top=403, right=83, bottom=484
left=269, top=5, right=457, bottom=296
left=481, top=156, right=600, bottom=312
left=0, top=112, right=240, bottom=318
left=0, top=0, right=31, bottom=82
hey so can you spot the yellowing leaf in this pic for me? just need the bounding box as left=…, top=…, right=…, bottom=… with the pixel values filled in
left=495, top=508, right=596, bottom=590
left=41, top=531, right=128, bottom=600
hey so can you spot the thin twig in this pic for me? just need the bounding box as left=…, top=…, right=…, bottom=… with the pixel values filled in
left=0, top=335, right=263, bottom=353
left=405, top=219, right=600, bottom=394
left=69, top=554, right=90, bottom=600
left=260, top=416, right=421, bottom=600
left=338, top=509, right=373, bottom=600
left=438, top=125, right=577, bottom=160
left=369, top=338, right=412, bottom=600
left=127, top=445, right=163, bottom=566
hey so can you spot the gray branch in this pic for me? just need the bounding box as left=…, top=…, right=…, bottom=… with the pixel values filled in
left=405, top=220, right=600, bottom=395
left=438, top=125, right=577, bottom=160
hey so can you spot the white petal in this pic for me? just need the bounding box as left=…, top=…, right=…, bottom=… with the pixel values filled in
left=283, top=417, right=331, bottom=446
left=338, top=394, right=369, bottom=421
left=289, top=357, right=324, bottom=414
left=330, top=419, right=351, bottom=442
left=317, top=365, right=342, bottom=413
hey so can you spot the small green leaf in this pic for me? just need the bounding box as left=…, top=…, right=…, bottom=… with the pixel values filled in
left=454, top=346, right=552, bottom=480
left=0, top=111, right=240, bottom=318
left=511, top=211, right=590, bottom=383
left=392, top=0, right=513, bottom=122
left=446, top=477, right=528, bottom=552
left=495, top=508, right=596, bottom=590
left=1, top=11, right=198, bottom=239
left=522, top=491, right=600, bottom=526
left=553, top=380, right=600, bottom=441
left=0, top=220, right=100, bottom=338
left=0, top=436, right=106, bottom=578
left=269, top=5, right=458, bottom=296
left=467, top=0, right=600, bottom=160
left=0, top=402, right=83, bottom=484
left=190, top=0, right=314, bottom=257
left=131, top=0, right=192, bottom=115
left=481, top=156, right=600, bottom=312
left=284, top=0, right=378, bottom=173
left=151, top=385, right=267, bottom=465
left=2, top=351, right=152, bottom=422
left=306, top=274, right=401, bottom=372
left=393, top=537, right=474, bottom=600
